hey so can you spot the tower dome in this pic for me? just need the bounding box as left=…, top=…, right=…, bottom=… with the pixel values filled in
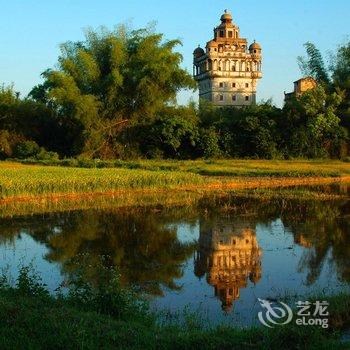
left=249, top=41, right=261, bottom=51
left=193, top=46, right=205, bottom=58
left=220, top=9, right=232, bottom=22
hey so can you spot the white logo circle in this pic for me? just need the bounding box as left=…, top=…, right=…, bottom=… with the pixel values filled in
left=258, top=298, right=293, bottom=328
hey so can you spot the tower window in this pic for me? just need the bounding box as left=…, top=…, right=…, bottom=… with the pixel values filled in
left=228, top=31, right=233, bottom=38
left=219, top=30, right=224, bottom=38
left=232, top=83, right=236, bottom=87
left=232, top=95, right=236, bottom=101
left=245, top=83, right=249, bottom=88
left=231, top=66, right=236, bottom=71
left=219, top=94, right=224, bottom=101
left=245, top=96, right=249, bottom=101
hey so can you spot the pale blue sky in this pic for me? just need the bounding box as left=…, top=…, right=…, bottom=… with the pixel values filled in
left=0, top=0, right=349, bottom=106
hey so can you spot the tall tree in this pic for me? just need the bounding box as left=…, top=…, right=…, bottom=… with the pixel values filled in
left=31, top=25, right=195, bottom=158
left=297, top=42, right=330, bottom=85
left=281, top=85, right=346, bottom=157
left=331, top=41, right=350, bottom=135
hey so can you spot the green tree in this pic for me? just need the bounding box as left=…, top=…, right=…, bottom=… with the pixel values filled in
left=32, top=25, right=195, bottom=158
left=281, top=85, right=346, bottom=157
left=292, top=41, right=350, bottom=157
left=136, top=105, right=200, bottom=158
left=199, top=102, right=282, bottom=158
left=297, top=42, right=330, bottom=85
left=0, top=84, right=60, bottom=157
left=331, top=41, right=350, bottom=144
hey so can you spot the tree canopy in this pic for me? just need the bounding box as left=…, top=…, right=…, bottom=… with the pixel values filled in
left=30, top=25, right=195, bottom=157
left=0, top=26, right=349, bottom=160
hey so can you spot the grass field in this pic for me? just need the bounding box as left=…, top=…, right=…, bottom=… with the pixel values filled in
left=0, top=159, right=349, bottom=201
left=20, top=158, right=350, bottom=177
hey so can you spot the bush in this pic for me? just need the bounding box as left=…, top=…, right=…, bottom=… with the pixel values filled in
left=0, top=130, right=24, bottom=159
left=36, top=148, right=59, bottom=161
left=199, top=128, right=222, bottom=158
left=61, top=158, right=79, bottom=167
left=0, top=130, right=12, bottom=158
left=13, top=140, right=40, bottom=159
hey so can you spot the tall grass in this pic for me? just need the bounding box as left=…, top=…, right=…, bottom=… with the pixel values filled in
left=18, top=158, right=350, bottom=177
left=0, top=159, right=349, bottom=200
left=0, top=165, right=204, bottom=199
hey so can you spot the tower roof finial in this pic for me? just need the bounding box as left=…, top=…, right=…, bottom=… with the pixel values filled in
left=221, top=9, right=232, bottom=21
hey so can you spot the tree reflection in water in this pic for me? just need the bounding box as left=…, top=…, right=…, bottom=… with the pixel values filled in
left=287, top=199, right=350, bottom=284
left=0, top=185, right=348, bottom=306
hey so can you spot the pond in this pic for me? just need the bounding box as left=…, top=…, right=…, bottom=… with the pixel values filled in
left=0, top=184, right=349, bottom=326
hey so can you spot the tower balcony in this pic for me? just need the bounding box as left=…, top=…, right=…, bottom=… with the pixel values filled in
left=194, top=70, right=262, bottom=81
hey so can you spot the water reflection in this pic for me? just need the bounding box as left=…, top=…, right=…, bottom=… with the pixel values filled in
left=0, top=185, right=349, bottom=322
left=288, top=206, right=350, bottom=285
left=39, top=211, right=196, bottom=295
left=195, top=219, right=261, bottom=312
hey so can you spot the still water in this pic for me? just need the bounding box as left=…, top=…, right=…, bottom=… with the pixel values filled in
left=0, top=185, right=349, bottom=326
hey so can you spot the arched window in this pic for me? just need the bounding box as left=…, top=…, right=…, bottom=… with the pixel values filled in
left=232, top=95, right=237, bottom=101
left=219, top=94, right=224, bottom=101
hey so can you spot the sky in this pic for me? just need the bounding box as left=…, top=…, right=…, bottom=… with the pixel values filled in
left=0, top=0, right=349, bottom=107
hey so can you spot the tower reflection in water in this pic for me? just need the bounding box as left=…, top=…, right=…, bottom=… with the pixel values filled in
left=194, top=218, right=262, bottom=312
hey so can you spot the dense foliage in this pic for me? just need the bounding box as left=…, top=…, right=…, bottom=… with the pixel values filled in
left=0, top=25, right=349, bottom=160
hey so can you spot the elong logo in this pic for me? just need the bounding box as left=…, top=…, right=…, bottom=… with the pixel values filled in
left=257, top=298, right=329, bottom=329
left=258, top=298, right=293, bottom=328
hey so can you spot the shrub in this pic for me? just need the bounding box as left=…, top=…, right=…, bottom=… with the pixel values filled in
left=0, top=130, right=24, bottom=159
left=199, top=128, right=222, bottom=158
left=13, top=140, right=40, bottom=159
left=36, top=147, right=59, bottom=161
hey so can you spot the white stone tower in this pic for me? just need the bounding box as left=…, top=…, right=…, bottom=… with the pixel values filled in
left=193, top=10, right=262, bottom=107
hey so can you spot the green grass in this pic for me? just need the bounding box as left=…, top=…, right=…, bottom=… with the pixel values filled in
left=0, top=159, right=349, bottom=200
left=0, top=184, right=347, bottom=219
left=19, top=158, right=350, bottom=177
left=0, top=266, right=349, bottom=350
left=0, top=163, right=205, bottom=199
